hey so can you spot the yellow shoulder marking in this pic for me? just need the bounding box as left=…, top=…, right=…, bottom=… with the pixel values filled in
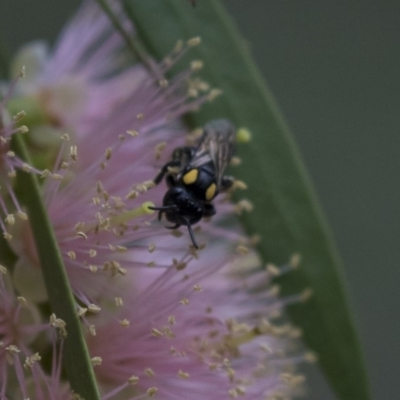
left=183, top=169, right=198, bottom=185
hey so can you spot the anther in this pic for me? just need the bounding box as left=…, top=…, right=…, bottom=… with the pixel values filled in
left=5, top=214, right=15, bottom=225
left=193, top=284, right=202, bottom=292
left=17, top=297, right=27, bottom=307
left=24, top=353, right=41, bottom=369
left=232, top=180, right=247, bottom=190
left=290, top=253, right=301, bottom=269
left=40, top=169, right=51, bottom=178
left=173, top=40, right=184, bottom=53
left=88, top=324, right=96, bottom=336
left=236, top=245, right=249, bottom=255
left=120, top=319, right=130, bottom=328
left=191, top=60, right=203, bottom=71
left=22, top=163, right=32, bottom=172
left=69, top=145, right=78, bottom=161
left=13, top=110, right=26, bottom=121
left=266, top=263, right=280, bottom=276
left=235, top=199, right=253, bottom=214
left=300, top=289, right=313, bottom=302
left=305, top=351, right=318, bottom=363
left=128, top=376, right=139, bottom=385
left=91, top=357, right=102, bottom=366
left=51, top=173, right=63, bottom=180
left=147, top=387, right=158, bottom=397
left=145, top=368, right=155, bottom=377
left=76, top=231, right=88, bottom=240
left=208, top=89, right=222, bottom=101
left=19, top=66, right=26, bottom=78
left=88, top=304, right=101, bottom=313
left=151, top=328, right=164, bottom=337
left=159, top=79, right=169, bottom=88
left=77, top=307, right=87, bottom=317
left=187, top=37, right=201, bottom=47
left=3, top=232, right=12, bottom=241
left=178, top=370, right=190, bottom=379
left=236, top=127, right=252, bottom=143
left=49, top=314, right=67, bottom=338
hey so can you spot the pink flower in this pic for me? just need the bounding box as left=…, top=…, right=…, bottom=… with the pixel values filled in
left=5, top=1, right=310, bottom=398
left=0, top=266, right=69, bottom=399
left=88, top=254, right=309, bottom=400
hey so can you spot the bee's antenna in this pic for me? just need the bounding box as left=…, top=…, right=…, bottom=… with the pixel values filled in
left=183, top=218, right=199, bottom=249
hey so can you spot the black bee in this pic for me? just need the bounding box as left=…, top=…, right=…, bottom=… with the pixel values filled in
left=150, top=119, right=236, bottom=248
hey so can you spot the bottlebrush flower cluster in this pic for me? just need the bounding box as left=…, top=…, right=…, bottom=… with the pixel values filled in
left=0, top=1, right=312, bottom=399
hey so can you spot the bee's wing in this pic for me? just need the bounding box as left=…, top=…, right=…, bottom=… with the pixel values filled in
left=190, top=119, right=236, bottom=185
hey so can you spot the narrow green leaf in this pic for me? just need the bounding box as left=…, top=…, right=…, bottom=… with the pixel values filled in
left=126, top=1, right=370, bottom=399
left=12, top=134, right=100, bottom=399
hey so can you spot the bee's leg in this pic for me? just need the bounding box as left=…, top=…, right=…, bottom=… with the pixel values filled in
left=203, top=202, right=216, bottom=217
left=166, top=223, right=181, bottom=230
left=165, top=174, right=178, bottom=189
left=154, top=160, right=181, bottom=185
left=220, top=175, right=235, bottom=191
left=182, top=218, right=199, bottom=249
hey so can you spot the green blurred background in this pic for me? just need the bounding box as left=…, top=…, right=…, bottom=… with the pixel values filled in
left=1, top=1, right=398, bottom=399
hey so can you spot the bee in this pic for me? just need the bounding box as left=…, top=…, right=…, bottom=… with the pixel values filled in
left=150, top=119, right=236, bottom=248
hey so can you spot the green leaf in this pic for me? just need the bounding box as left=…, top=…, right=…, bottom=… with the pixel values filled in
left=125, top=1, right=370, bottom=399
left=12, top=134, right=101, bottom=399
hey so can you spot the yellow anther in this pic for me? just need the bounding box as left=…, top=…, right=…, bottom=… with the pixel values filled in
left=236, top=127, right=252, bottom=143
left=91, top=357, right=102, bottom=366
left=128, top=375, right=139, bottom=385
left=147, top=387, right=158, bottom=397
left=159, top=79, right=169, bottom=88
left=19, top=66, right=26, bottom=78
left=173, top=40, right=184, bottom=53
left=178, top=370, right=190, bottom=379
left=18, top=125, right=29, bottom=134
left=13, top=110, right=26, bottom=121
left=191, top=60, right=204, bottom=71
left=119, top=319, right=130, bottom=328
left=187, top=37, right=201, bottom=47
left=142, top=201, right=155, bottom=214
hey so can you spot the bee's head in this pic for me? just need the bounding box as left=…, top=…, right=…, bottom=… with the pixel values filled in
left=162, top=186, right=203, bottom=226
left=149, top=186, right=203, bottom=248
